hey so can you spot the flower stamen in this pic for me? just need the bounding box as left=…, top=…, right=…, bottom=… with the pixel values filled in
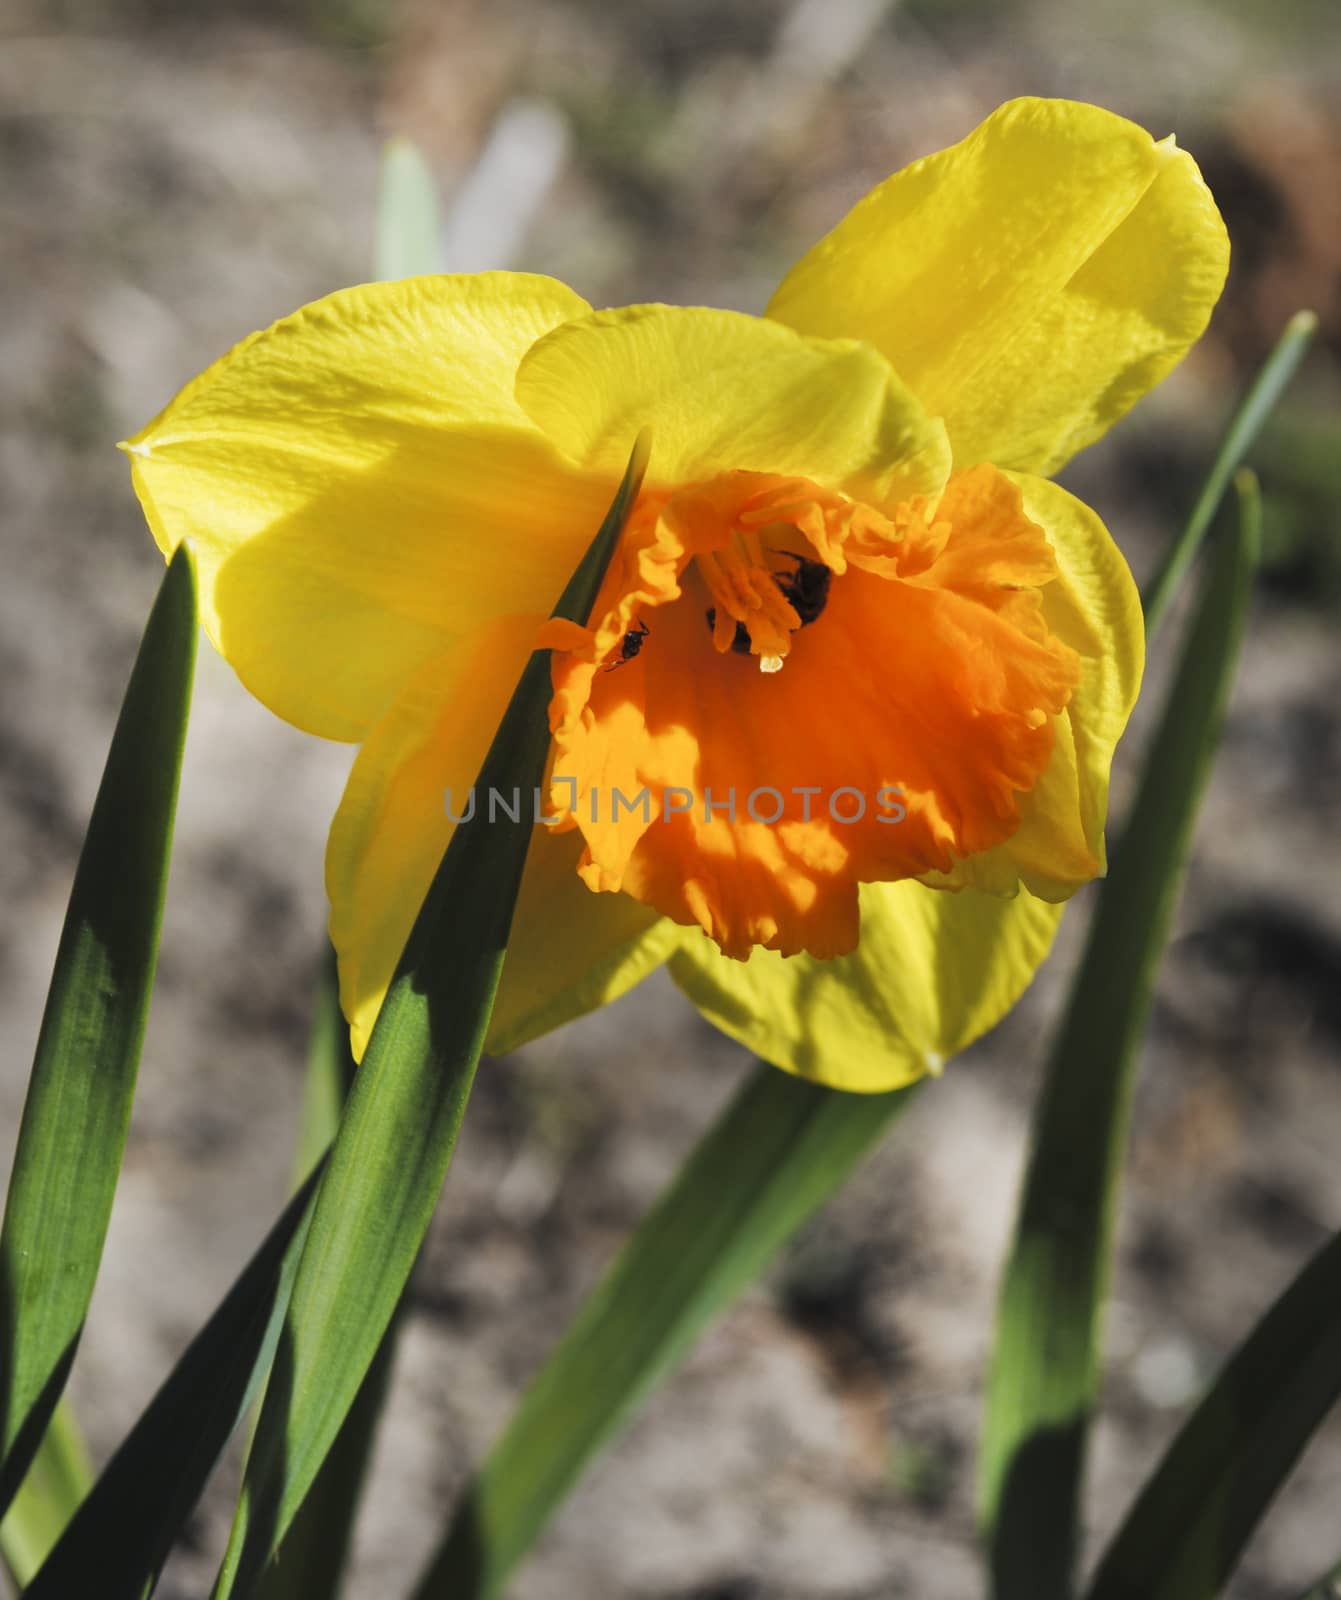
left=697, top=544, right=800, bottom=663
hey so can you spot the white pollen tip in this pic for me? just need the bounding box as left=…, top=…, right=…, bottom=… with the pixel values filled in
left=759, top=653, right=785, bottom=675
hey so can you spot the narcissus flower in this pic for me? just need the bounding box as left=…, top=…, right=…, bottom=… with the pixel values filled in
left=123, top=98, right=1227, bottom=1090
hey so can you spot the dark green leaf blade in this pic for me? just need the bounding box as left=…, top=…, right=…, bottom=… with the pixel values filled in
left=252, top=1325, right=400, bottom=1600
left=979, top=474, right=1262, bottom=1600
left=0, top=544, right=197, bottom=1516
left=212, top=437, right=649, bottom=1600
left=411, top=1067, right=915, bottom=1600
left=1086, top=1222, right=1341, bottom=1600
left=1141, top=311, right=1315, bottom=637
left=24, top=1165, right=323, bottom=1600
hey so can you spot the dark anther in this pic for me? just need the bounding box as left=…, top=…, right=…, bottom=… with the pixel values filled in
left=704, top=608, right=753, bottom=654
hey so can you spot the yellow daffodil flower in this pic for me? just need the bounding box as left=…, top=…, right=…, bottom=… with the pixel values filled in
left=123, top=98, right=1228, bottom=1091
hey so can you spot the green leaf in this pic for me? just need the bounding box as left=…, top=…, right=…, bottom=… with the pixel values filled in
left=24, top=1165, right=323, bottom=1600
left=411, top=1066, right=916, bottom=1600
left=1141, top=311, right=1316, bottom=638
left=212, top=436, right=649, bottom=1600
left=26, top=956, right=352, bottom=1597
left=0, top=1400, right=92, bottom=1586
left=254, top=954, right=397, bottom=1600
left=0, top=545, right=197, bottom=1516
left=374, top=138, right=441, bottom=281
left=252, top=1324, right=400, bottom=1600
left=1086, top=1218, right=1341, bottom=1600
left=979, top=474, right=1263, bottom=1600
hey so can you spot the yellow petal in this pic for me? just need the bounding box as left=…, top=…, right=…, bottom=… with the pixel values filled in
left=919, top=473, right=1144, bottom=899
left=514, top=304, right=950, bottom=510
left=1014, top=472, right=1144, bottom=887
left=326, top=615, right=670, bottom=1061
left=125, top=273, right=607, bottom=741
left=327, top=617, right=529, bottom=1058
left=669, top=879, right=1064, bottom=1093
left=767, top=97, right=1229, bottom=475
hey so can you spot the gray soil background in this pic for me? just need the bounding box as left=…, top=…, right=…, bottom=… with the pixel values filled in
left=3, top=1, right=1341, bottom=1596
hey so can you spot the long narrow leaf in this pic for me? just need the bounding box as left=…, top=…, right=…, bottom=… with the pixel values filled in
left=28, top=957, right=353, bottom=1597
left=0, top=1400, right=91, bottom=1586
left=1086, top=1221, right=1341, bottom=1600
left=412, top=1067, right=915, bottom=1600
left=1141, top=311, right=1315, bottom=636
left=979, top=474, right=1262, bottom=1599
left=0, top=545, right=197, bottom=1515
left=212, top=436, right=649, bottom=1599
left=254, top=955, right=392, bottom=1600
left=24, top=1165, right=323, bottom=1600
left=252, top=1327, right=399, bottom=1600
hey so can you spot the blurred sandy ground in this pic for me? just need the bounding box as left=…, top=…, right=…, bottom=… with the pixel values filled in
left=1, top=1, right=1340, bottom=1595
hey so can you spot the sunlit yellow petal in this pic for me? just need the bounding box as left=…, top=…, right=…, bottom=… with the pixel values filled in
left=125, top=273, right=606, bottom=741
left=326, top=614, right=672, bottom=1061
left=514, top=304, right=951, bottom=511
left=768, top=97, right=1229, bottom=475
left=668, top=879, right=1064, bottom=1093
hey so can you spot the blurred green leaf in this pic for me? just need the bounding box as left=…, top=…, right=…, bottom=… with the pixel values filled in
left=375, top=138, right=442, bottom=281
left=0, top=1400, right=91, bottom=1586
left=411, top=1067, right=915, bottom=1600
left=1086, top=1218, right=1341, bottom=1600
left=979, top=474, right=1263, bottom=1599
left=0, top=545, right=197, bottom=1517
left=212, top=436, right=649, bottom=1600
left=25, top=1166, right=323, bottom=1600
left=1253, top=406, right=1341, bottom=610
left=1142, top=311, right=1315, bottom=637
left=1297, top=1554, right=1341, bottom=1599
